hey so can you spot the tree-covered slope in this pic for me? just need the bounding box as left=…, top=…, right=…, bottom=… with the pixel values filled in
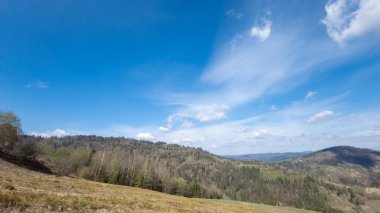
left=280, top=146, right=380, bottom=187
left=279, top=146, right=380, bottom=213
left=20, top=135, right=338, bottom=212
left=0, top=157, right=318, bottom=213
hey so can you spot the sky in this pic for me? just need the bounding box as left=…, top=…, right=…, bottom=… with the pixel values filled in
left=1, top=0, right=380, bottom=154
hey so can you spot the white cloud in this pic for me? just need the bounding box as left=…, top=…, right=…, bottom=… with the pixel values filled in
left=158, top=126, right=169, bottom=132
left=305, top=91, right=317, bottom=99
left=271, top=105, right=278, bottom=111
left=250, top=19, right=272, bottom=41
left=194, top=104, right=229, bottom=122
left=252, top=130, right=270, bottom=139
left=30, top=129, right=71, bottom=137
left=308, top=110, right=334, bottom=123
left=136, top=132, right=155, bottom=140
left=161, top=93, right=380, bottom=154
left=322, top=0, right=380, bottom=45
left=100, top=94, right=380, bottom=154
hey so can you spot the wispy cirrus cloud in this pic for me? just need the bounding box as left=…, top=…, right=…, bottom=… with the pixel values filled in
left=160, top=15, right=341, bottom=131
left=271, top=105, right=278, bottom=111
left=225, top=9, right=243, bottom=19
left=143, top=2, right=380, bottom=153
left=308, top=110, right=334, bottom=123
left=194, top=104, right=229, bottom=122
left=305, top=91, right=317, bottom=99
left=25, top=81, right=49, bottom=89
left=160, top=0, right=378, bottom=132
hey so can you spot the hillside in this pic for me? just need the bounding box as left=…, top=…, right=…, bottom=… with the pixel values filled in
left=280, top=146, right=380, bottom=213
left=300, top=146, right=380, bottom=170
left=223, top=152, right=311, bottom=162
left=18, top=135, right=336, bottom=212
left=281, top=146, right=380, bottom=187
left=6, top=136, right=380, bottom=212
left=0, top=157, right=316, bottom=213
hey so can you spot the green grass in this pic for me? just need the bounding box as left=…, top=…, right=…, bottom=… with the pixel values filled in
left=0, top=158, right=316, bottom=213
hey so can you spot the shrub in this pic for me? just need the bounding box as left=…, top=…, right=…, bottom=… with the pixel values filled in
left=13, top=142, right=39, bottom=160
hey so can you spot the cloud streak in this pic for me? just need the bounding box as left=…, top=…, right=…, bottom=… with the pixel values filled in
left=305, top=91, right=317, bottom=99
left=308, top=110, right=334, bottom=123
left=225, top=9, right=243, bottom=19
left=25, top=81, right=49, bottom=89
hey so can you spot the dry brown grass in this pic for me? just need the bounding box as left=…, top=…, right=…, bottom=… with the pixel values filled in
left=0, top=159, right=315, bottom=213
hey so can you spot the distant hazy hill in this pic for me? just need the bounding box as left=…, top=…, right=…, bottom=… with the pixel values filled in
left=223, top=151, right=311, bottom=162
left=301, top=146, right=380, bottom=170
left=281, top=146, right=380, bottom=187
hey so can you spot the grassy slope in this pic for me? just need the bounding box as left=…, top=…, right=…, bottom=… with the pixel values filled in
left=0, top=159, right=316, bottom=213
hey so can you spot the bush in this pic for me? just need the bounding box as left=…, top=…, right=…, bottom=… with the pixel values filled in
left=50, top=147, right=92, bottom=175
left=13, top=142, right=39, bottom=160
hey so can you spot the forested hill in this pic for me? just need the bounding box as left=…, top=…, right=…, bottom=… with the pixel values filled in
left=304, top=146, right=380, bottom=169
left=281, top=146, right=380, bottom=188
left=20, top=135, right=338, bottom=212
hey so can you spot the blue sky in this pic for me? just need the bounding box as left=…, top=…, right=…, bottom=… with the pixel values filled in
left=1, top=0, right=380, bottom=154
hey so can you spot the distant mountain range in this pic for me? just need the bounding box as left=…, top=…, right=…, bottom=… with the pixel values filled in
left=223, top=151, right=312, bottom=162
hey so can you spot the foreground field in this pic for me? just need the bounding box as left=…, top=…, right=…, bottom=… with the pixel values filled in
left=0, top=158, right=315, bottom=213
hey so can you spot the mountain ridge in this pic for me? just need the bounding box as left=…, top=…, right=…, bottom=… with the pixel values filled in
left=281, top=145, right=380, bottom=189
left=223, top=151, right=312, bottom=162
left=292, top=146, right=380, bottom=171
